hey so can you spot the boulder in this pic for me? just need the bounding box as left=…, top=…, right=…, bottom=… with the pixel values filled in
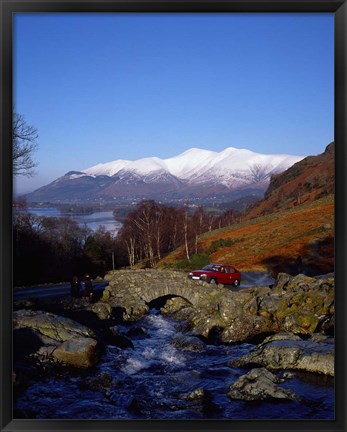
left=171, top=334, right=206, bottom=352
left=182, top=387, right=222, bottom=413
left=13, top=309, right=101, bottom=368
left=272, top=274, right=334, bottom=335
left=13, top=309, right=94, bottom=342
left=220, top=315, right=273, bottom=343
left=183, top=387, right=206, bottom=401
left=258, top=332, right=302, bottom=346
left=228, top=367, right=297, bottom=401
left=281, top=311, right=320, bottom=334
left=160, top=297, right=192, bottom=315
left=231, top=336, right=334, bottom=376
left=52, top=337, right=99, bottom=368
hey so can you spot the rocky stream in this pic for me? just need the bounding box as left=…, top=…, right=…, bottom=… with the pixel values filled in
left=13, top=270, right=334, bottom=420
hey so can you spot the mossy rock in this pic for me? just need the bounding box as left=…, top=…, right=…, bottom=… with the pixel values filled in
left=282, top=311, right=319, bottom=334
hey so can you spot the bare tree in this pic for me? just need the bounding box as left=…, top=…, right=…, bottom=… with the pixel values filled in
left=192, top=207, right=206, bottom=255
left=132, top=201, right=156, bottom=267
left=207, top=212, right=216, bottom=232
left=13, top=112, right=39, bottom=176
left=126, top=237, right=136, bottom=268
left=183, top=205, right=190, bottom=261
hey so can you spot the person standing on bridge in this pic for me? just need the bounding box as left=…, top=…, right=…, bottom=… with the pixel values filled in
left=70, top=275, right=81, bottom=298
left=80, top=274, right=93, bottom=303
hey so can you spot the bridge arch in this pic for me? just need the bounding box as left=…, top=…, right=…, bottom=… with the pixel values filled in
left=146, top=294, right=193, bottom=310
left=135, top=284, right=202, bottom=306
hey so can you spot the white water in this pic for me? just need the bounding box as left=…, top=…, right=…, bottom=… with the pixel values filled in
left=120, top=315, right=186, bottom=376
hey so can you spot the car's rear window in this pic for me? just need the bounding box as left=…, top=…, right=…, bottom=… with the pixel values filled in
left=202, top=265, right=214, bottom=271
left=202, top=264, right=222, bottom=271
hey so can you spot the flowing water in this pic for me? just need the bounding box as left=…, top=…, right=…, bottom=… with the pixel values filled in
left=14, top=310, right=334, bottom=420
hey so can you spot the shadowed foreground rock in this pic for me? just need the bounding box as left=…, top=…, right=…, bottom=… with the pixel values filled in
left=228, top=368, right=297, bottom=401
left=13, top=309, right=99, bottom=368
left=13, top=309, right=95, bottom=342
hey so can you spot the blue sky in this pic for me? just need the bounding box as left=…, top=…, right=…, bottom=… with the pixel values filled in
left=13, top=13, right=334, bottom=194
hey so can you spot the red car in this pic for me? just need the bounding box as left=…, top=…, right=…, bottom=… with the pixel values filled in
left=188, top=264, right=241, bottom=287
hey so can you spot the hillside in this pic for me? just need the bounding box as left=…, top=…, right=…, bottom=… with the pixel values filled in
left=159, top=142, right=334, bottom=276
left=160, top=196, right=334, bottom=276
left=244, top=142, right=334, bottom=220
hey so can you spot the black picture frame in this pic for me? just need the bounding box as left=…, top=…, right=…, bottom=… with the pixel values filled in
left=1, top=1, right=346, bottom=431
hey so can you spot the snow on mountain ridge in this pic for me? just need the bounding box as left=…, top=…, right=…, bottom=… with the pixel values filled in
left=82, top=146, right=305, bottom=187
left=164, top=148, right=218, bottom=179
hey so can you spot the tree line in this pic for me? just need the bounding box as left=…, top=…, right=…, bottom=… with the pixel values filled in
left=13, top=199, right=122, bottom=286
left=13, top=198, right=240, bottom=286
left=116, top=200, right=239, bottom=268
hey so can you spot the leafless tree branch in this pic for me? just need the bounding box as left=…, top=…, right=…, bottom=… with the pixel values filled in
left=13, top=112, right=39, bottom=177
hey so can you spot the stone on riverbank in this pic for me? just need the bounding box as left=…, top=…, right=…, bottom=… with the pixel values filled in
left=171, top=334, right=206, bottom=352
left=52, top=337, right=99, bottom=368
left=13, top=309, right=100, bottom=368
left=13, top=309, right=95, bottom=342
left=13, top=310, right=94, bottom=344
left=231, top=334, right=334, bottom=376
left=228, top=367, right=297, bottom=401
left=220, top=314, right=273, bottom=343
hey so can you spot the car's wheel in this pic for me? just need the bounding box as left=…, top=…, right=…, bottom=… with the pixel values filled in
left=233, top=279, right=240, bottom=287
left=210, top=278, right=217, bottom=284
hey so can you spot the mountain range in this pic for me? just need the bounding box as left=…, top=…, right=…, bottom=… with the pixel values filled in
left=25, top=146, right=305, bottom=203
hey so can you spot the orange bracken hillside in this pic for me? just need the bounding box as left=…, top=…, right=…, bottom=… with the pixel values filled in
left=245, top=142, right=334, bottom=220
left=160, top=196, right=334, bottom=276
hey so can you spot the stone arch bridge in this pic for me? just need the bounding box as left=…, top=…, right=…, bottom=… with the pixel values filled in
left=102, top=268, right=236, bottom=320
left=98, top=269, right=335, bottom=348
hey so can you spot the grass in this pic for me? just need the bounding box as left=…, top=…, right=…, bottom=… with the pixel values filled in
left=159, top=196, right=334, bottom=275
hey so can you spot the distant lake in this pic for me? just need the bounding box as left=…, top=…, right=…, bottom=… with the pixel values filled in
left=28, top=208, right=122, bottom=234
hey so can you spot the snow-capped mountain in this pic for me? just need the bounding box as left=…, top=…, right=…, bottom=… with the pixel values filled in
left=25, top=146, right=305, bottom=203
left=82, top=146, right=303, bottom=188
